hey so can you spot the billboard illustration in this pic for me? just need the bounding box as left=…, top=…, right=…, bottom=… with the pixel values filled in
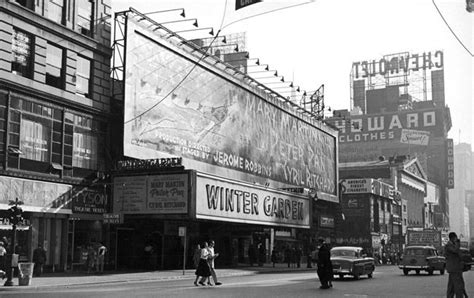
left=122, top=16, right=337, bottom=201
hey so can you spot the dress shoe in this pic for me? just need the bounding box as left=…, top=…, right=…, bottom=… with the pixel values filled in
left=194, top=281, right=198, bottom=286
left=320, top=285, right=330, bottom=289
left=215, top=282, right=222, bottom=285
left=198, top=281, right=206, bottom=286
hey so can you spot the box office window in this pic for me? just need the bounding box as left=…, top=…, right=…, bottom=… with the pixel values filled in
left=46, top=42, right=65, bottom=89
left=75, top=56, right=91, bottom=97
left=20, top=115, right=51, bottom=162
left=12, top=29, right=34, bottom=79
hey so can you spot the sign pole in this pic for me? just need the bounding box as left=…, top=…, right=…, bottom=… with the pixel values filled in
left=183, top=234, right=186, bottom=275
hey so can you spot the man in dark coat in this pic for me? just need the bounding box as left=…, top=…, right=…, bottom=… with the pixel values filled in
left=33, top=244, right=47, bottom=276
left=317, top=238, right=333, bottom=289
left=445, top=232, right=467, bottom=298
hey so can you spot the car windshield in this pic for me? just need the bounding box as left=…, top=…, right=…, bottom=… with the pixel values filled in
left=331, top=249, right=359, bottom=258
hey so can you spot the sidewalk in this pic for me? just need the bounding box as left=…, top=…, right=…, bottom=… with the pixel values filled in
left=0, top=262, right=316, bottom=290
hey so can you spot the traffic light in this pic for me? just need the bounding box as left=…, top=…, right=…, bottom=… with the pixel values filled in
left=8, top=205, right=23, bottom=225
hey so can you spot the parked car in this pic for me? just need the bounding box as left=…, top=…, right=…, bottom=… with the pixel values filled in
left=330, top=246, right=375, bottom=280
left=461, top=248, right=473, bottom=271
left=399, top=246, right=445, bottom=275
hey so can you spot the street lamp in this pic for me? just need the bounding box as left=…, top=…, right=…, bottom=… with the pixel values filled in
left=4, top=198, right=24, bottom=286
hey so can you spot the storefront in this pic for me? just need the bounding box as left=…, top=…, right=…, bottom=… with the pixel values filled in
left=111, top=169, right=312, bottom=270
left=68, top=186, right=108, bottom=270
left=0, top=175, right=71, bottom=271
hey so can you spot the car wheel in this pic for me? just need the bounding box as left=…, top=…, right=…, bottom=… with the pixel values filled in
left=339, top=274, right=344, bottom=280
left=353, top=272, right=360, bottom=280
left=403, top=269, right=409, bottom=276
left=368, top=273, right=373, bottom=278
left=427, top=269, right=433, bottom=275
left=440, top=268, right=445, bottom=275
left=415, top=270, right=420, bottom=275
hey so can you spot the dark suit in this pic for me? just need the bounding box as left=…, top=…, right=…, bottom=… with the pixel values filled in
left=317, top=243, right=332, bottom=288
left=445, top=240, right=465, bottom=298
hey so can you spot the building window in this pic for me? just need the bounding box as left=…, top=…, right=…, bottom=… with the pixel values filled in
left=403, top=205, right=407, bottom=212
left=11, top=29, right=34, bottom=79
left=77, top=0, right=94, bottom=37
left=46, top=43, right=64, bottom=89
left=20, top=116, right=51, bottom=162
left=75, top=56, right=90, bottom=97
left=47, top=0, right=65, bottom=24
left=73, top=129, right=98, bottom=169
left=15, top=0, right=34, bottom=10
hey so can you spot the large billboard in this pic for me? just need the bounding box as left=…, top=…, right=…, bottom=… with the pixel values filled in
left=122, top=15, right=337, bottom=201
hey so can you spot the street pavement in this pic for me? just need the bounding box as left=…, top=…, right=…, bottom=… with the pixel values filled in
left=1, top=265, right=473, bottom=297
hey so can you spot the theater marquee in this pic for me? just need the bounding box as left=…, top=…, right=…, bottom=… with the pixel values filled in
left=195, top=173, right=310, bottom=228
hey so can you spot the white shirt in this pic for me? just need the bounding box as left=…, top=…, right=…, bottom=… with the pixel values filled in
left=208, top=246, right=215, bottom=268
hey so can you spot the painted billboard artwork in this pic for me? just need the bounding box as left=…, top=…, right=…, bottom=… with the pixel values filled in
left=123, top=17, right=337, bottom=200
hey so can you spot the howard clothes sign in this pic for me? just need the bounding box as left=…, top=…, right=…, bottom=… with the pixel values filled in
left=328, top=109, right=441, bottom=144
left=195, top=173, right=310, bottom=228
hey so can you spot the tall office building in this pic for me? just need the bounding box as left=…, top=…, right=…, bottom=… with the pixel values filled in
left=0, top=0, right=111, bottom=271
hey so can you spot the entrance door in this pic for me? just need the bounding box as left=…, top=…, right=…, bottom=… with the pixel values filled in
left=116, top=228, right=135, bottom=269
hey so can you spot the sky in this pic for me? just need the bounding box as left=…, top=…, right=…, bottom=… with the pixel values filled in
left=112, top=0, right=473, bottom=145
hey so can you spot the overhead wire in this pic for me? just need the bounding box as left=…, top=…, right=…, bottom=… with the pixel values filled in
left=124, top=0, right=317, bottom=124
left=432, top=0, right=473, bottom=57
left=124, top=0, right=229, bottom=125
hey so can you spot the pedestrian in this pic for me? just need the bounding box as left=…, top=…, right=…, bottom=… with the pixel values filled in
left=192, top=244, right=201, bottom=268
left=445, top=232, right=467, bottom=298
left=291, top=246, right=297, bottom=268
left=271, top=248, right=278, bottom=267
left=295, top=246, right=302, bottom=268
left=96, top=242, right=107, bottom=273
left=284, top=246, right=291, bottom=268
left=248, top=244, right=256, bottom=266
left=32, top=244, right=47, bottom=277
left=258, top=242, right=265, bottom=266
left=207, top=240, right=222, bottom=285
left=143, top=242, right=154, bottom=270
left=86, top=244, right=97, bottom=274
left=194, top=241, right=212, bottom=286
left=317, top=238, right=333, bottom=289
left=0, top=241, right=6, bottom=272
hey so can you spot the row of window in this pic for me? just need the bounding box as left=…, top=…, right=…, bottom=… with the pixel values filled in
left=15, top=0, right=95, bottom=38
left=12, top=28, right=91, bottom=97
left=1, top=93, right=106, bottom=171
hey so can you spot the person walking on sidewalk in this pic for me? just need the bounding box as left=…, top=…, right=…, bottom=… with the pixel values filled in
left=194, top=241, right=212, bottom=286
left=33, top=244, right=47, bottom=277
left=96, top=243, right=107, bottom=273
left=86, top=244, right=97, bottom=274
left=207, top=240, right=222, bottom=286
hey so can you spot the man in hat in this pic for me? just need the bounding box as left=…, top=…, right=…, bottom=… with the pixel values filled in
left=316, top=238, right=333, bottom=289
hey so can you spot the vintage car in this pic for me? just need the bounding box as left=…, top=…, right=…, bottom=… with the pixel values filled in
left=330, top=246, right=375, bottom=280
left=399, top=246, right=445, bottom=275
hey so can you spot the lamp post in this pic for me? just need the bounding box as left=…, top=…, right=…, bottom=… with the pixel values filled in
left=4, top=198, right=24, bottom=286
